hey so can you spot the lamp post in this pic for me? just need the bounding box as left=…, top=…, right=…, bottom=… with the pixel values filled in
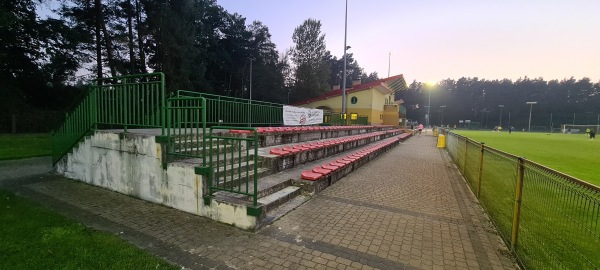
left=247, top=57, right=254, bottom=127
left=341, top=0, right=348, bottom=118
left=498, top=105, right=504, bottom=128
left=388, top=51, right=391, bottom=77
left=526, top=101, right=537, bottom=132
left=426, top=86, right=431, bottom=128
left=439, top=105, right=446, bottom=126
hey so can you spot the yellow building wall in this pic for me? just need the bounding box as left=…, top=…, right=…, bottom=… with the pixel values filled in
left=382, top=104, right=400, bottom=127
left=299, top=87, right=394, bottom=125
left=306, top=96, right=343, bottom=112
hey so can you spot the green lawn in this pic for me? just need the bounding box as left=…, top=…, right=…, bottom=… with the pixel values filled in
left=0, top=133, right=51, bottom=160
left=453, top=130, right=600, bottom=186
left=0, top=190, right=178, bottom=270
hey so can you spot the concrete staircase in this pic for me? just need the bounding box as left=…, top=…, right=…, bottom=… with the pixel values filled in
left=172, top=126, right=412, bottom=230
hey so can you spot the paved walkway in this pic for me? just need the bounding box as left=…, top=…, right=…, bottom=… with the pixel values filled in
left=0, top=134, right=518, bottom=270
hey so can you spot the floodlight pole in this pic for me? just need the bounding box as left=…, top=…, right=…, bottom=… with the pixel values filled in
left=341, top=0, right=348, bottom=119
left=526, top=101, right=537, bottom=132
left=440, top=105, right=446, bottom=126
left=388, top=51, right=391, bottom=77
left=498, top=105, right=504, bottom=128
left=248, top=57, right=254, bottom=127
left=426, top=89, right=431, bottom=127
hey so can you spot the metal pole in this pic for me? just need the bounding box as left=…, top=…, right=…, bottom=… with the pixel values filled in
left=388, top=51, right=391, bottom=77
left=498, top=105, right=504, bottom=128
left=249, top=58, right=252, bottom=101
left=341, top=0, right=348, bottom=117
left=248, top=58, right=253, bottom=127
left=528, top=104, right=532, bottom=132
left=440, top=105, right=446, bottom=126
left=511, top=157, right=525, bottom=251
left=572, top=113, right=575, bottom=125
left=526, top=102, right=537, bottom=132
left=477, top=142, right=485, bottom=198
left=426, top=90, right=431, bottom=128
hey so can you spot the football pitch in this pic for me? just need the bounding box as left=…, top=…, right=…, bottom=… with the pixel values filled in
left=452, top=130, right=600, bottom=186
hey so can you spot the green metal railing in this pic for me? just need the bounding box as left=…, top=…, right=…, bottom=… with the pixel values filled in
left=51, top=73, right=165, bottom=164
left=177, top=90, right=368, bottom=127
left=176, top=90, right=282, bottom=126
left=165, top=96, right=207, bottom=166
left=95, top=73, right=166, bottom=132
left=51, top=85, right=96, bottom=164
left=205, top=126, right=260, bottom=215
left=445, top=131, right=600, bottom=269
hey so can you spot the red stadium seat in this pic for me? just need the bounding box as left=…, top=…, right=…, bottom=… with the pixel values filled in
left=269, top=148, right=290, bottom=155
left=312, top=166, right=331, bottom=175
left=322, top=164, right=339, bottom=171
left=301, top=171, right=323, bottom=181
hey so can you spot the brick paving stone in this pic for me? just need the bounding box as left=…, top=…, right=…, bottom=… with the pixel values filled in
left=0, top=134, right=520, bottom=270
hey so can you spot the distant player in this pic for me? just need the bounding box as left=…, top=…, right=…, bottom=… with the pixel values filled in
left=590, top=129, right=596, bottom=141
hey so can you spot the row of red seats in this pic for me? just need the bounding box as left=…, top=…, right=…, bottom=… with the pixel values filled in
left=269, top=129, right=404, bottom=156
left=229, top=125, right=393, bottom=134
left=269, top=131, right=386, bottom=155
left=300, top=136, right=401, bottom=181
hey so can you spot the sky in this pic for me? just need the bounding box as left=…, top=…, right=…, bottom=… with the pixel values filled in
left=217, top=0, right=600, bottom=83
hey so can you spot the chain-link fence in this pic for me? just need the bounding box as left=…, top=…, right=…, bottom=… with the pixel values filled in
left=445, top=131, right=600, bottom=269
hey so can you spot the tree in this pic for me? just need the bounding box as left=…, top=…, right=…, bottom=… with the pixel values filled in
left=1, top=0, right=83, bottom=111
left=291, top=18, right=330, bottom=101
left=326, top=53, right=366, bottom=88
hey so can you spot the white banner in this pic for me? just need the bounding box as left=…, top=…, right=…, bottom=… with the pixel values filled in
left=283, top=106, right=324, bottom=126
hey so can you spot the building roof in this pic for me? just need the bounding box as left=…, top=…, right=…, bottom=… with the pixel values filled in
left=293, top=74, right=408, bottom=105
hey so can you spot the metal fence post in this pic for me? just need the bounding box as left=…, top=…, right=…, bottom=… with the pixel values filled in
left=463, top=137, right=468, bottom=173
left=477, top=142, right=485, bottom=198
left=511, top=157, right=525, bottom=251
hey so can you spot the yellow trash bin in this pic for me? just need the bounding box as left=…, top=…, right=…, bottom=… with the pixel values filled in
left=433, top=128, right=438, bottom=137
left=437, top=134, right=446, bottom=148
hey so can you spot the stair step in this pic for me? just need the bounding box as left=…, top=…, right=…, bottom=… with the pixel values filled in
left=258, top=186, right=300, bottom=204
left=259, top=195, right=310, bottom=229
left=257, top=186, right=302, bottom=214
left=214, top=167, right=271, bottom=187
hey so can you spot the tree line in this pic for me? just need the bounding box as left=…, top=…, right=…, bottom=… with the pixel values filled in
left=397, top=77, right=600, bottom=131
left=2, top=0, right=598, bottom=133
left=1, top=0, right=380, bottom=133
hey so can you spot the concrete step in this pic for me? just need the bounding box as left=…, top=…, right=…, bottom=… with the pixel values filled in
left=258, top=195, right=310, bottom=229
left=213, top=167, right=271, bottom=188
left=257, top=186, right=302, bottom=214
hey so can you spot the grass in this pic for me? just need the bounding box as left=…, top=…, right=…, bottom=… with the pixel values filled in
left=0, top=133, right=51, bottom=160
left=446, top=131, right=600, bottom=270
left=453, top=130, right=600, bottom=186
left=0, top=189, right=178, bottom=270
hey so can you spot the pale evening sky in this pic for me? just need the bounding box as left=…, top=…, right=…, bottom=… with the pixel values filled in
left=217, top=0, right=600, bottom=83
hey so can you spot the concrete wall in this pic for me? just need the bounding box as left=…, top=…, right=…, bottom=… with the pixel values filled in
left=55, top=130, right=257, bottom=230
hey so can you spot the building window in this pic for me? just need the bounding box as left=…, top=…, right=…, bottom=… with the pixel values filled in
left=350, top=113, right=358, bottom=120
left=351, top=96, right=358, bottom=104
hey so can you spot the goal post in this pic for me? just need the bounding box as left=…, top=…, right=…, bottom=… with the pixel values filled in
left=561, top=124, right=600, bottom=134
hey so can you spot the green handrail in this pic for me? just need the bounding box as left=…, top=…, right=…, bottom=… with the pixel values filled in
left=207, top=127, right=259, bottom=208
left=165, top=96, right=207, bottom=166
left=51, top=73, right=165, bottom=164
